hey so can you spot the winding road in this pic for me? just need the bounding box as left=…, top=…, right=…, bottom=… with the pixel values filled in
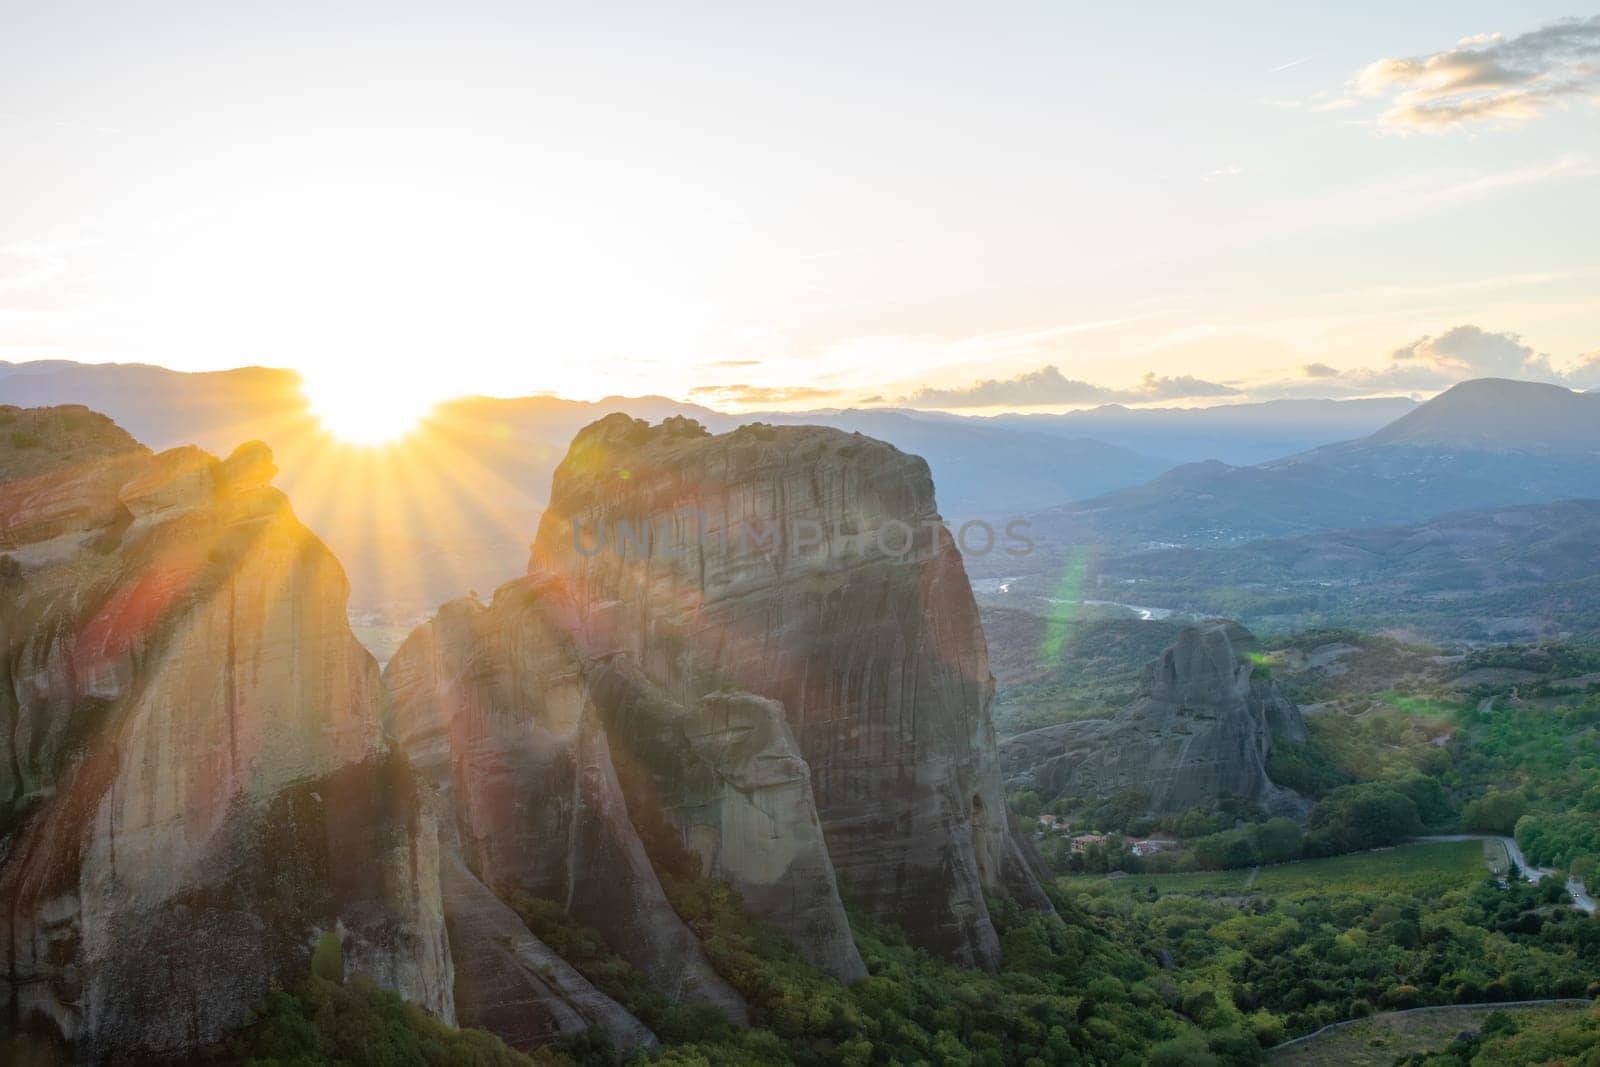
left=1414, top=834, right=1597, bottom=914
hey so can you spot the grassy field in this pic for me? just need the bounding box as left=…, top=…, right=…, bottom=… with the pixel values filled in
left=1268, top=1002, right=1589, bottom=1066
left=1062, top=840, right=1488, bottom=898
left=1252, top=840, right=1486, bottom=895
left=1059, top=868, right=1251, bottom=895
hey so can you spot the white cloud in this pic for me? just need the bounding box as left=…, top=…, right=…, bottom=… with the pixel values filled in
left=1247, top=325, right=1600, bottom=399
left=1348, top=15, right=1600, bottom=131
left=1389, top=324, right=1547, bottom=378
left=904, top=365, right=1240, bottom=408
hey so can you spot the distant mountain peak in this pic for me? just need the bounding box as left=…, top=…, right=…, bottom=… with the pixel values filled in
left=1364, top=377, right=1600, bottom=452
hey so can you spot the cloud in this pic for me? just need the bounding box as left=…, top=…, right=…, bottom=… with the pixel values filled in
left=904, top=365, right=1239, bottom=408
left=687, top=383, right=844, bottom=406
left=1202, top=164, right=1244, bottom=182
left=1349, top=15, right=1600, bottom=131
left=1251, top=325, right=1599, bottom=399
left=1565, top=350, right=1600, bottom=390
left=906, top=366, right=1115, bottom=407
left=1388, top=324, right=1558, bottom=377
left=1135, top=373, right=1242, bottom=400
left=0, top=242, right=73, bottom=296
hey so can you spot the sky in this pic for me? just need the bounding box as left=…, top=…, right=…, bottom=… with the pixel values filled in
left=2, top=1, right=1599, bottom=422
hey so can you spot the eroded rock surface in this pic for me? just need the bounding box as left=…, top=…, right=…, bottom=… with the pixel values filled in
left=384, top=579, right=749, bottom=1029
left=528, top=415, right=1050, bottom=969
left=0, top=408, right=452, bottom=1058
left=1001, top=621, right=1309, bottom=818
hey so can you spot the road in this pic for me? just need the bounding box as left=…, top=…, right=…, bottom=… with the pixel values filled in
left=1413, top=834, right=1596, bottom=914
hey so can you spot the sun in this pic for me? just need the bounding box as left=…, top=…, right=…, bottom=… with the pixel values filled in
left=303, top=373, right=440, bottom=446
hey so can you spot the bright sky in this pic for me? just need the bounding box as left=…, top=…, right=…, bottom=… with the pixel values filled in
left=3, top=1, right=1598, bottom=423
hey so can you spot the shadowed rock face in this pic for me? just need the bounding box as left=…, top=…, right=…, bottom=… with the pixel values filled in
left=384, top=567, right=866, bottom=1003
left=584, top=656, right=866, bottom=983
left=0, top=410, right=452, bottom=1058
left=1000, top=622, right=1309, bottom=819
left=528, top=414, right=1050, bottom=969
left=383, top=579, right=752, bottom=1033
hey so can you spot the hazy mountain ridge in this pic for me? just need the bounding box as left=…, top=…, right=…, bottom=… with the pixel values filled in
left=984, top=395, right=1420, bottom=465
left=0, top=361, right=1169, bottom=619
left=1011, top=379, right=1600, bottom=560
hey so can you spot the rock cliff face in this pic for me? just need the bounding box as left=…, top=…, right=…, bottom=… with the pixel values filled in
left=0, top=407, right=451, bottom=1058
left=2, top=405, right=1055, bottom=1058
left=527, top=415, right=1050, bottom=969
left=383, top=577, right=756, bottom=1038
left=1001, top=622, right=1308, bottom=818
left=385, top=568, right=863, bottom=990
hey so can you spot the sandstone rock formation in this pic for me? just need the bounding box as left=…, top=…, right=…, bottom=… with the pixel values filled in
left=383, top=578, right=757, bottom=1021
left=2, top=405, right=1055, bottom=1058
left=527, top=415, right=1051, bottom=969
left=1001, top=621, right=1309, bottom=818
left=0, top=407, right=452, bottom=1058
left=386, top=565, right=864, bottom=985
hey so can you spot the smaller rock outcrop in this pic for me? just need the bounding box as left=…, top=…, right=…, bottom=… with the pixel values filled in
left=1001, top=622, right=1308, bottom=818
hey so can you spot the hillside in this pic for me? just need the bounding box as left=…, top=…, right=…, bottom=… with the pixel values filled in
left=1363, top=377, right=1600, bottom=451
left=1003, top=379, right=1600, bottom=568
left=989, top=395, right=1419, bottom=465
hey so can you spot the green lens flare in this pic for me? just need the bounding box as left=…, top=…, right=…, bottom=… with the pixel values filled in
left=1038, top=548, right=1088, bottom=667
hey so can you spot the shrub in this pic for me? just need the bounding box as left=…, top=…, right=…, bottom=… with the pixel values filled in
left=1463, top=789, right=1529, bottom=835
left=310, top=931, right=345, bottom=984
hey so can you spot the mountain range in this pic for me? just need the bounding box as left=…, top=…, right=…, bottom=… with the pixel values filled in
left=5, top=364, right=1596, bottom=647
left=0, top=360, right=1418, bottom=624
left=1007, top=379, right=1600, bottom=560
left=976, top=379, right=1600, bottom=641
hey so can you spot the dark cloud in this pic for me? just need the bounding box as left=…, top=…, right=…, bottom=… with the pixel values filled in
left=1354, top=16, right=1600, bottom=130
left=1303, top=362, right=1342, bottom=378
left=905, top=365, right=1239, bottom=408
